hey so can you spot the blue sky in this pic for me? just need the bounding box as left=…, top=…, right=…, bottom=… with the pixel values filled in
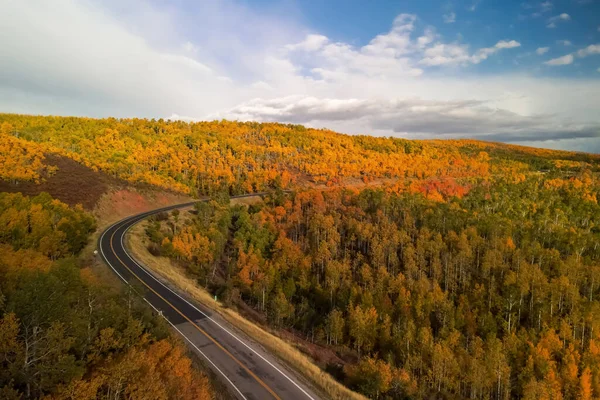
left=249, top=0, right=600, bottom=77
left=1, top=0, right=599, bottom=151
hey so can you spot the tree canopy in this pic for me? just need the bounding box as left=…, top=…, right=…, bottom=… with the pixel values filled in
left=0, top=192, right=213, bottom=399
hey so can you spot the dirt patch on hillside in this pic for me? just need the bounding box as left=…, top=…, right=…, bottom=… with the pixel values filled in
left=94, top=189, right=193, bottom=228
left=0, top=153, right=121, bottom=209
left=229, top=196, right=264, bottom=207
left=0, top=152, right=395, bottom=212
left=0, top=152, right=193, bottom=225
left=0, top=153, right=196, bottom=264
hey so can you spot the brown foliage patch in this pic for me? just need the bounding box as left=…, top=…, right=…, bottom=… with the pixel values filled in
left=0, top=153, right=120, bottom=210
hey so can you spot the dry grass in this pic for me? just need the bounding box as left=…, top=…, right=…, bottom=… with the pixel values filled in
left=229, top=196, right=264, bottom=207
left=126, top=220, right=366, bottom=400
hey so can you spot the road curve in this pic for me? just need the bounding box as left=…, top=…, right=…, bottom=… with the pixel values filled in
left=98, top=195, right=320, bottom=400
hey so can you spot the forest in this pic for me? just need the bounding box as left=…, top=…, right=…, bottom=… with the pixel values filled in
left=1, top=113, right=600, bottom=399
left=0, top=192, right=214, bottom=399
left=146, top=174, right=600, bottom=399
left=1, top=113, right=598, bottom=199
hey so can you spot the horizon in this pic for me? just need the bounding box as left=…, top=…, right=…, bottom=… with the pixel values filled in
left=4, top=110, right=600, bottom=155
left=1, top=0, right=599, bottom=152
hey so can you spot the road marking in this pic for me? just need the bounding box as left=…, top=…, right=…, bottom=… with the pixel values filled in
left=121, top=224, right=317, bottom=400
left=97, top=202, right=197, bottom=284
left=100, top=221, right=248, bottom=399
left=99, top=195, right=315, bottom=400
left=107, top=225, right=282, bottom=400
left=99, top=226, right=129, bottom=284
left=143, top=298, right=248, bottom=400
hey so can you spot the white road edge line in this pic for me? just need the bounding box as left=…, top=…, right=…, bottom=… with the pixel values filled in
left=119, top=210, right=317, bottom=400
left=97, top=203, right=192, bottom=283
left=143, top=298, right=248, bottom=400
left=99, top=217, right=247, bottom=400
left=98, top=223, right=129, bottom=284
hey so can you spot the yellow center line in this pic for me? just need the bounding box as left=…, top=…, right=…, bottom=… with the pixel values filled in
left=108, top=226, right=281, bottom=400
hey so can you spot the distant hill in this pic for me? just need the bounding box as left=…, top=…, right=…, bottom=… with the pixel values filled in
left=1, top=113, right=598, bottom=201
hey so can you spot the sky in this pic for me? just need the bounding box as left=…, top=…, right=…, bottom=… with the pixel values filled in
left=1, top=0, right=599, bottom=152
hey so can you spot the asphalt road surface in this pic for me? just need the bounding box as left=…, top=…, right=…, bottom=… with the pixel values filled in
left=98, top=195, right=320, bottom=400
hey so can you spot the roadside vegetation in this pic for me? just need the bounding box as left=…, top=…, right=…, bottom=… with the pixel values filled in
left=0, top=192, right=215, bottom=399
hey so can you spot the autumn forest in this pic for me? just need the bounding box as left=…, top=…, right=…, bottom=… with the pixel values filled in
left=1, top=113, right=600, bottom=399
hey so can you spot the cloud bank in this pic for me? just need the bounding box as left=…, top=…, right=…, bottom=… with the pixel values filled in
left=213, top=96, right=600, bottom=144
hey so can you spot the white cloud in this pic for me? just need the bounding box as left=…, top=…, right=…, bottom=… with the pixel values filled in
left=547, top=13, right=571, bottom=28
left=495, top=40, right=521, bottom=49
left=285, top=34, right=329, bottom=52
left=544, top=54, right=574, bottom=65
left=443, top=12, right=456, bottom=23
left=0, top=1, right=239, bottom=117
left=420, top=43, right=470, bottom=66
left=530, top=1, right=553, bottom=17
left=541, top=1, right=553, bottom=12
left=542, top=43, right=600, bottom=68
left=214, top=95, right=600, bottom=143
left=536, top=47, right=550, bottom=55
left=417, top=28, right=437, bottom=49
left=577, top=44, right=600, bottom=57
left=419, top=40, right=520, bottom=66
left=283, top=15, right=425, bottom=80
left=470, top=40, right=521, bottom=63
left=557, top=40, right=572, bottom=46
left=0, top=0, right=308, bottom=117
left=544, top=44, right=600, bottom=70
left=182, top=41, right=199, bottom=54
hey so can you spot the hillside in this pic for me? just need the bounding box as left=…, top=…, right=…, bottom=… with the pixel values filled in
left=1, top=113, right=600, bottom=399
left=143, top=179, right=600, bottom=399
left=1, top=113, right=598, bottom=200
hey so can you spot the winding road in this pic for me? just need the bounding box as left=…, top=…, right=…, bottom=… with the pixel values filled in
left=98, top=195, right=320, bottom=400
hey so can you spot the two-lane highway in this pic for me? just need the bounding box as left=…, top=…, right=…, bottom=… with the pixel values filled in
left=98, top=196, right=319, bottom=400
